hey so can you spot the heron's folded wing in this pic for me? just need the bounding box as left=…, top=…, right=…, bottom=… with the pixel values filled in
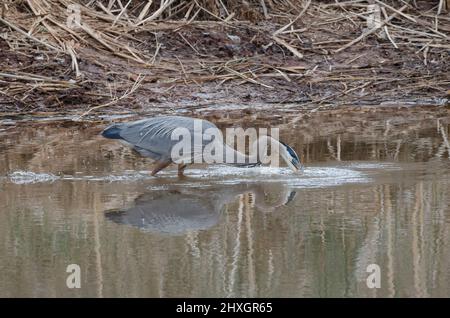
left=118, top=116, right=220, bottom=162
left=119, top=118, right=178, bottom=161
left=133, top=146, right=163, bottom=161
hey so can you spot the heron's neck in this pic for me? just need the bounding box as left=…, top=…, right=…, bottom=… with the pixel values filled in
left=251, top=187, right=294, bottom=212
left=217, top=184, right=294, bottom=213
left=252, top=135, right=281, bottom=162
left=229, top=135, right=281, bottom=164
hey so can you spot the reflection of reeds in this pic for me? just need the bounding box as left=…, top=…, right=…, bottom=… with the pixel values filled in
left=283, top=112, right=450, bottom=164
left=0, top=112, right=449, bottom=175
left=93, top=191, right=104, bottom=297
left=2, top=161, right=450, bottom=296
left=2, top=115, right=450, bottom=296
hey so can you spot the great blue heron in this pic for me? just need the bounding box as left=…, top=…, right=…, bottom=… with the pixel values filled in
left=101, top=116, right=302, bottom=176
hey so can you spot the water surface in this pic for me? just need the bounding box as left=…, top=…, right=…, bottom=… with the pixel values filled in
left=1, top=113, right=450, bottom=297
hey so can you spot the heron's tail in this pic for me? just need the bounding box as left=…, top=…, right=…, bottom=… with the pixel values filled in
left=101, top=124, right=123, bottom=139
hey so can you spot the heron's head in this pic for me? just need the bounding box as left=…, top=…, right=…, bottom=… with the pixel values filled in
left=280, top=142, right=303, bottom=172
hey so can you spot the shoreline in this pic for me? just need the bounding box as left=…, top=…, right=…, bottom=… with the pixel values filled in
left=1, top=1, right=449, bottom=115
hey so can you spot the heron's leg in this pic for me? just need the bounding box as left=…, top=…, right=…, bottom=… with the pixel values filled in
left=151, top=160, right=171, bottom=176
left=177, top=163, right=188, bottom=177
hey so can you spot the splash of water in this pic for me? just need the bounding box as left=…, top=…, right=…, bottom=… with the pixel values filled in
left=8, top=171, right=60, bottom=184
left=4, top=163, right=380, bottom=189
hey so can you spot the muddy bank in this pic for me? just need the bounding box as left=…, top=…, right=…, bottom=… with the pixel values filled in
left=0, top=0, right=449, bottom=115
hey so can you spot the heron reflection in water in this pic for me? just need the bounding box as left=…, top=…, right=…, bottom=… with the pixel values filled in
left=105, top=184, right=297, bottom=235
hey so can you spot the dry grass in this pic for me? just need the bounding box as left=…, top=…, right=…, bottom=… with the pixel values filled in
left=0, top=0, right=449, bottom=115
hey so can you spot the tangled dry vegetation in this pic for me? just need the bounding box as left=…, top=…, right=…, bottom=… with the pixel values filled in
left=0, top=0, right=449, bottom=117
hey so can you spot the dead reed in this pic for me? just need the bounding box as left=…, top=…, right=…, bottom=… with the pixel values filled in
left=0, top=0, right=448, bottom=115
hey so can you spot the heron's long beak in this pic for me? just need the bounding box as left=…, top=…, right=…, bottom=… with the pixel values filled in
left=284, top=155, right=302, bottom=172
left=298, top=156, right=305, bottom=171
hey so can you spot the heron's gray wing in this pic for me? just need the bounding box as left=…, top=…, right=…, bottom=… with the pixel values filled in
left=132, top=146, right=163, bottom=161
left=118, top=116, right=219, bottom=162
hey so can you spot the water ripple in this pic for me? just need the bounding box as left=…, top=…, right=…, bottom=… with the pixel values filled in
left=5, top=164, right=372, bottom=189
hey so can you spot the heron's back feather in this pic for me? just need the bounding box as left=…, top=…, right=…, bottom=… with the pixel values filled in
left=103, top=116, right=218, bottom=162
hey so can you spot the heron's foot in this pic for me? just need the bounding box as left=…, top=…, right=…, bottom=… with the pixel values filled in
left=177, top=163, right=187, bottom=177
left=150, top=161, right=171, bottom=176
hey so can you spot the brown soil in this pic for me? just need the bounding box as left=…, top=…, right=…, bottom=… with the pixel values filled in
left=0, top=0, right=449, bottom=117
